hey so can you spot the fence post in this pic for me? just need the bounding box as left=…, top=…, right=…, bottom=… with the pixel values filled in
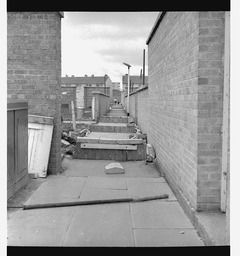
left=71, top=101, right=76, bottom=131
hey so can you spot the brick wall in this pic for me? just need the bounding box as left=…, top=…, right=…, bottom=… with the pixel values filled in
left=144, top=12, right=225, bottom=211
left=196, top=11, right=225, bottom=211
left=92, top=91, right=111, bottom=121
left=7, top=12, right=63, bottom=175
left=126, top=87, right=149, bottom=133
left=84, top=86, right=110, bottom=108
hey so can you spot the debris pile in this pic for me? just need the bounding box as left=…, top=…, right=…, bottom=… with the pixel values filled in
left=127, top=124, right=156, bottom=164
left=146, top=143, right=156, bottom=163
left=61, top=128, right=91, bottom=158
left=129, top=125, right=147, bottom=141
left=61, top=132, right=76, bottom=157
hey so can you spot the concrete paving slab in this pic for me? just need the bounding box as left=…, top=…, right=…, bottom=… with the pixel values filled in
left=23, top=176, right=86, bottom=206
left=120, top=161, right=161, bottom=178
left=79, top=187, right=129, bottom=202
left=127, top=177, right=166, bottom=183
left=8, top=207, right=75, bottom=246
left=195, top=212, right=227, bottom=245
left=84, top=176, right=127, bottom=190
left=105, top=162, right=125, bottom=174
left=62, top=203, right=134, bottom=247
left=131, top=201, right=194, bottom=229
left=133, top=228, right=204, bottom=247
left=63, top=159, right=161, bottom=178
left=106, top=113, right=127, bottom=117
left=126, top=178, right=177, bottom=201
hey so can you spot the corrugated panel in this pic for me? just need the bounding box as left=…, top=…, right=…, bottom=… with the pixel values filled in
left=28, top=116, right=53, bottom=178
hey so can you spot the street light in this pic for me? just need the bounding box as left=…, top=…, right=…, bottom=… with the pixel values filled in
left=123, top=62, right=131, bottom=116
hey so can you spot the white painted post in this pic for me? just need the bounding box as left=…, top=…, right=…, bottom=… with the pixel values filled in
left=221, top=11, right=230, bottom=213
left=123, top=62, right=131, bottom=115
left=127, top=67, right=130, bottom=115
left=92, top=96, right=95, bottom=120
left=71, top=101, right=76, bottom=131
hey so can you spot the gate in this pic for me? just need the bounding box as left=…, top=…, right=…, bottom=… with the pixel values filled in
left=7, top=101, right=28, bottom=199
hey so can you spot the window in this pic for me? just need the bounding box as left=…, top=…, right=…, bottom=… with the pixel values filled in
left=61, top=103, right=70, bottom=111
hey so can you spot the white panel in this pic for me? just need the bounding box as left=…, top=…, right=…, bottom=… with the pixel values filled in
left=28, top=122, right=53, bottom=177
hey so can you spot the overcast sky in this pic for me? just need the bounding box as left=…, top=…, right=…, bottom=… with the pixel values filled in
left=61, top=12, right=159, bottom=83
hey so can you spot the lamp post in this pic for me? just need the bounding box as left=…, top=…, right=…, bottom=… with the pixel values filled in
left=123, top=62, right=131, bottom=116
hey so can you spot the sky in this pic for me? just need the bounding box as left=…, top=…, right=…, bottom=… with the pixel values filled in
left=61, top=12, right=159, bottom=83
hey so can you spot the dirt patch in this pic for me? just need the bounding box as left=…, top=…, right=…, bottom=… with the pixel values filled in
left=7, top=177, right=47, bottom=208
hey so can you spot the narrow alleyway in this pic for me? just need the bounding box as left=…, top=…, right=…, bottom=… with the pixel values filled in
left=7, top=105, right=205, bottom=247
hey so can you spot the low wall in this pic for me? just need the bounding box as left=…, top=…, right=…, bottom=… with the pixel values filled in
left=92, top=91, right=110, bottom=122
left=124, top=87, right=149, bottom=134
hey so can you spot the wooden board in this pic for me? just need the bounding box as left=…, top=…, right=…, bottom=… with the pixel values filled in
left=28, top=122, right=53, bottom=178
left=80, top=143, right=137, bottom=150
left=28, top=115, right=53, bottom=125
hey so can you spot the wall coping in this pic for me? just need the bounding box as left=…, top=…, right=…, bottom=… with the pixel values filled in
left=146, top=12, right=166, bottom=45
left=92, top=91, right=110, bottom=97
left=125, top=86, right=148, bottom=97
left=58, top=12, right=64, bottom=18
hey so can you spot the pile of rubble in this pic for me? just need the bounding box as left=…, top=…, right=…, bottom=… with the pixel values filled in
left=129, top=124, right=147, bottom=140
left=61, top=128, right=90, bottom=158
left=128, top=124, right=156, bottom=164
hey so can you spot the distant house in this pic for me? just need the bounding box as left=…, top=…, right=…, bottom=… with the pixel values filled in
left=122, top=75, right=148, bottom=94
left=112, top=82, right=121, bottom=90
left=61, top=74, right=112, bottom=119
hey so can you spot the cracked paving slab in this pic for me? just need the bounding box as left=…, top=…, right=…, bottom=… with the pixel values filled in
left=62, top=203, right=134, bottom=247
left=23, top=176, right=86, bottom=207
left=8, top=207, right=75, bottom=246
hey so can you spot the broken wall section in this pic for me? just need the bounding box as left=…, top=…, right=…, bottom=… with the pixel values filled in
left=7, top=12, right=64, bottom=175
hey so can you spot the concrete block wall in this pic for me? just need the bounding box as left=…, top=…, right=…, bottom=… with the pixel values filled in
left=7, top=12, right=63, bottom=175
left=61, top=86, right=77, bottom=120
left=127, top=87, right=149, bottom=134
left=134, top=88, right=149, bottom=134
left=145, top=12, right=225, bottom=211
left=128, top=92, right=137, bottom=120
left=84, top=86, right=110, bottom=109
left=92, top=91, right=110, bottom=121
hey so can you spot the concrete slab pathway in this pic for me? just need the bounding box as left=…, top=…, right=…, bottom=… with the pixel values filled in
left=62, top=204, right=134, bottom=247
left=62, top=159, right=161, bottom=178
left=8, top=207, right=75, bottom=246
left=8, top=159, right=205, bottom=247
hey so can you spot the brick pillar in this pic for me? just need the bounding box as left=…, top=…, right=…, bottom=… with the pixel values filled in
left=196, top=11, right=225, bottom=211
left=7, top=12, right=64, bottom=175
